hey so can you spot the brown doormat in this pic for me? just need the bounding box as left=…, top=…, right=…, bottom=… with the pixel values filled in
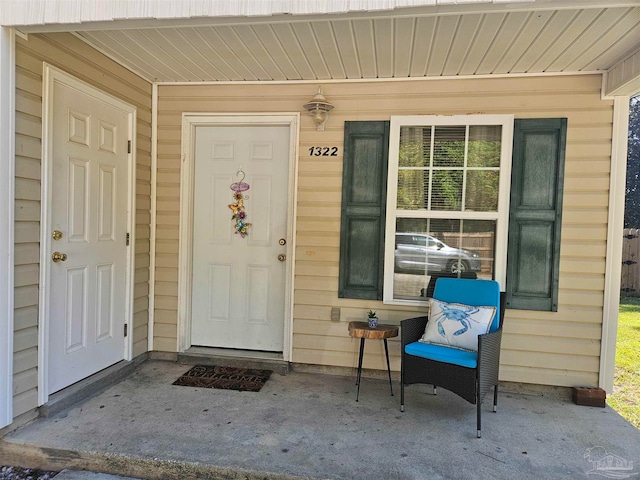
left=173, top=365, right=272, bottom=392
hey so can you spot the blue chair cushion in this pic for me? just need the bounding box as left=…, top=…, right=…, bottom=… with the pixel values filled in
left=405, top=341, right=478, bottom=369
left=433, top=278, right=501, bottom=332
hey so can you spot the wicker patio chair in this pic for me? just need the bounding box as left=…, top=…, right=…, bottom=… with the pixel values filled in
left=400, top=278, right=506, bottom=438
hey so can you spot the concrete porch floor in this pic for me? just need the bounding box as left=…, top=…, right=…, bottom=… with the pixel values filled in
left=1, top=360, right=639, bottom=480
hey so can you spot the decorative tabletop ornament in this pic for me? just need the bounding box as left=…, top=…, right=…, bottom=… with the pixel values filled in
left=229, top=169, right=251, bottom=238
left=367, top=309, right=379, bottom=328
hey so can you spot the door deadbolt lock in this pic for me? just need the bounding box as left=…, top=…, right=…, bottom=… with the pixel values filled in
left=278, top=254, right=286, bottom=262
left=52, top=230, right=63, bottom=241
left=52, top=251, right=67, bottom=263
left=279, top=238, right=286, bottom=246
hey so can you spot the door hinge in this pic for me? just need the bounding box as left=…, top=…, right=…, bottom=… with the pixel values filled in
left=128, top=140, right=132, bottom=154
left=124, top=324, right=128, bottom=337
left=126, top=233, right=130, bottom=246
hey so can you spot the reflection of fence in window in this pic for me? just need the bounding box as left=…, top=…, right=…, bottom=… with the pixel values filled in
left=622, top=228, right=640, bottom=296
left=441, top=231, right=495, bottom=275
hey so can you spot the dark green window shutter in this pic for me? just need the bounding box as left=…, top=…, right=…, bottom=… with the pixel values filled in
left=506, top=118, right=567, bottom=311
left=339, top=121, right=390, bottom=300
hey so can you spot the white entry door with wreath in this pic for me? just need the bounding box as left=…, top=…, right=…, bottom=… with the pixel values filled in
left=188, top=121, right=294, bottom=353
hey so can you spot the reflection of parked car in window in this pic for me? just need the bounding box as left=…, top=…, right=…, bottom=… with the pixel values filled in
left=394, top=233, right=481, bottom=274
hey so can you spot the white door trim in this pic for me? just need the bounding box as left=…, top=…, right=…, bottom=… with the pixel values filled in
left=178, top=113, right=299, bottom=361
left=0, top=26, right=16, bottom=429
left=38, top=64, right=137, bottom=405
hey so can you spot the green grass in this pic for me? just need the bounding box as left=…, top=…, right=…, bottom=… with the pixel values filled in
left=607, top=297, right=640, bottom=428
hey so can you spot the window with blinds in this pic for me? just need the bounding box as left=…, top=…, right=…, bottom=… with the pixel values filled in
left=384, top=115, right=514, bottom=305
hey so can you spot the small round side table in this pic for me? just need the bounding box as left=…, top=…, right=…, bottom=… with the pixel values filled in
left=348, top=321, right=399, bottom=402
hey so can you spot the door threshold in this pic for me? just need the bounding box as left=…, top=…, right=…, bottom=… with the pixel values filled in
left=178, top=347, right=289, bottom=375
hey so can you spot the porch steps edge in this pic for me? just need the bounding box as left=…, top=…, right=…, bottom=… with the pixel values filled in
left=40, top=354, right=148, bottom=418
left=177, top=352, right=290, bottom=375
left=0, top=441, right=309, bottom=480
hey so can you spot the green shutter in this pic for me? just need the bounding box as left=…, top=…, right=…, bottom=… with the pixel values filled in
left=339, top=121, right=390, bottom=300
left=507, top=118, right=567, bottom=311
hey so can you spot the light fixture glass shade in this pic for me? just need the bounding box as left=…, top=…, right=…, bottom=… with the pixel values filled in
left=304, top=87, right=334, bottom=131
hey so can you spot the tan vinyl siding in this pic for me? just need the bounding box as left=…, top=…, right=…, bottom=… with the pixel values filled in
left=14, top=33, right=152, bottom=415
left=156, top=74, right=611, bottom=388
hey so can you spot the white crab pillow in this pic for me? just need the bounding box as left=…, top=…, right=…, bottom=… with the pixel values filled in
left=420, top=298, right=496, bottom=352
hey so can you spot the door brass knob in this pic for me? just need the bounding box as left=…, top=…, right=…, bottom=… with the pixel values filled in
left=52, top=230, right=63, bottom=241
left=278, top=254, right=286, bottom=262
left=52, top=251, right=67, bottom=263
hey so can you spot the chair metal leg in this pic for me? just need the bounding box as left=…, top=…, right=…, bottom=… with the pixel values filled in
left=383, top=339, right=393, bottom=396
left=356, top=338, right=365, bottom=402
left=493, top=384, right=498, bottom=413
left=477, top=381, right=482, bottom=438
left=400, top=354, right=405, bottom=412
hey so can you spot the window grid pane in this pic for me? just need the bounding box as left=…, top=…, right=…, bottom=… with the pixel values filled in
left=396, top=124, right=500, bottom=213
left=393, top=218, right=496, bottom=301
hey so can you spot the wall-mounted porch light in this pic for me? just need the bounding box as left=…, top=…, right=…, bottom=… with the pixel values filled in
left=303, top=87, right=334, bottom=132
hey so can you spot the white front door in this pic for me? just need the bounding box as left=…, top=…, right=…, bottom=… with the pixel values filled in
left=47, top=75, right=131, bottom=394
left=190, top=125, right=290, bottom=351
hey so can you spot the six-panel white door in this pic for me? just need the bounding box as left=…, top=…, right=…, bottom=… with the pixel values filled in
left=48, top=80, right=129, bottom=394
left=190, top=125, right=289, bottom=351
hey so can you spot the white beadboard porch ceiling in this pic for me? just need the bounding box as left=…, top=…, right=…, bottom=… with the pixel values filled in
left=26, top=5, right=640, bottom=83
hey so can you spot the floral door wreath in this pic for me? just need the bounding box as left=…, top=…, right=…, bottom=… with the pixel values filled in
left=229, top=169, right=251, bottom=238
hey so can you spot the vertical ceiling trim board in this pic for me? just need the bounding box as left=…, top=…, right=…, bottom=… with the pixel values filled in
left=171, top=28, right=232, bottom=81
left=453, top=14, right=482, bottom=75
left=197, top=27, right=247, bottom=80
left=583, top=22, right=640, bottom=73
left=442, top=13, right=481, bottom=76
left=291, top=23, right=329, bottom=79
left=430, top=15, right=461, bottom=76
left=274, top=23, right=318, bottom=79
left=561, top=9, right=632, bottom=71
left=122, top=30, right=190, bottom=81
left=353, top=19, right=376, bottom=78
left=510, top=9, right=569, bottom=73
left=330, top=21, right=350, bottom=79
left=374, top=18, right=394, bottom=78
left=220, top=25, right=272, bottom=80
left=461, top=12, right=506, bottom=75
left=159, top=29, right=215, bottom=81
left=567, top=9, right=639, bottom=72
left=332, top=20, right=361, bottom=78
left=309, top=22, right=344, bottom=79
left=250, top=24, right=299, bottom=80
left=242, top=25, right=289, bottom=80
left=72, top=31, right=156, bottom=83
left=496, top=10, right=553, bottom=74
left=186, top=27, right=237, bottom=80
left=96, top=31, right=166, bottom=81
left=409, top=15, right=436, bottom=77
left=201, top=26, right=256, bottom=80
left=149, top=29, right=213, bottom=80
left=545, top=8, right=613, bottom=72
left=477, top=11, right=530, bottom=74
left=393, top=16, right=415, bottom=77
left=530, top=8, right=602, bottom=72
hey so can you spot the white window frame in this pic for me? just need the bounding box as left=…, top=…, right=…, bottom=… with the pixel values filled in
left=383, top=114, right=514, bottom=306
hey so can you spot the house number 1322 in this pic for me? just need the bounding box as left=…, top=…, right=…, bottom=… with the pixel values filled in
left=309, top=147, right=339, bottom=156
